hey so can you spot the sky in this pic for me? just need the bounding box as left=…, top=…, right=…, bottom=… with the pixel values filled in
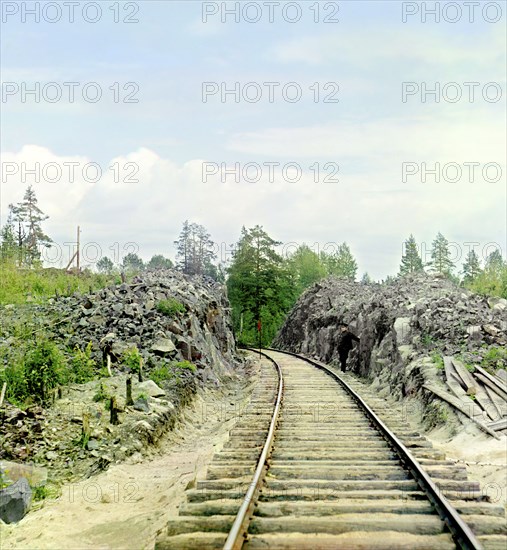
left=0, top=0, right=506, bottom=280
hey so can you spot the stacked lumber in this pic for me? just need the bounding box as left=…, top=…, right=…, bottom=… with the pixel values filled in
left=424, top=358, right=507, bottom=438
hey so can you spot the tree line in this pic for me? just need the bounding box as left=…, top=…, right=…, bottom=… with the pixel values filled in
left=1, top=186, right=506, bottom=344
left=399, top=232, right=507, bottom=297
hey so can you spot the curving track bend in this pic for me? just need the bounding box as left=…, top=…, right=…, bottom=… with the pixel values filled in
left=156, top=349, right=506, bottom=550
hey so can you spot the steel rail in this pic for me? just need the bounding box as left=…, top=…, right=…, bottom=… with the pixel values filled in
left=265, top=348, right=482, bottom=550
left=223, top=349, right=284, bottom=550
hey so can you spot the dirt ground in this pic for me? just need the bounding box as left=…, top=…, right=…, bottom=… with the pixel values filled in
left=0, top=375, right=255, bottom=550
left=428, top=428, right=507, bottom=509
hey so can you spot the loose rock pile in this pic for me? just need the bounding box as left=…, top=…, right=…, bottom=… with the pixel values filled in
left=44, top=269, right=237, bottom=375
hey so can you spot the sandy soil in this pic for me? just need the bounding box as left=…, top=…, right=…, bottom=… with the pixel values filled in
left=0, top=377, right=255, bottom=550
left=428, top=428, right=507, bottom=509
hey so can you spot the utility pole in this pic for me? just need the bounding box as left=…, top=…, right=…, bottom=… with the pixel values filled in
left=77, top=225, right=81, bottom=271
left=65, top=225, right=81, bottom=272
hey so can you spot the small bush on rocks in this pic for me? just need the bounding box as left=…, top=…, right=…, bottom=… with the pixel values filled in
left=150, top=363, right=173, bottom=386
left=431, top=352, right=444, bottom=371
left=69, top=342, right=96, bottom=383
left=0, top=356, right=29, bottom=407
left=150, top=360, right=196, bottom=387
left=174, top=360, right=196, bottom=373
left=156, top=298, right=186, bottom=317
left=24, top=339, right=66, bottom=403
left=481, top=346, right=507, bottom=374
left=93, top=381, right=110, bottom=403
left=122, top=346, right=143, bottom=376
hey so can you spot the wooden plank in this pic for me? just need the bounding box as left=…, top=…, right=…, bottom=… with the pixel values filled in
left=450, top=358, right=496, bottom=418
left=466, top=375, right=501, bottom=422
left=449, top=373, right=467, bottom=394
left=451, top=359, right=477, bottom=395
left=443, top=356, right=456, bottom=383
left=487, top=418, right=507, bottom=431
left=444, top=357, right=468, bottom=400
left=474, top=365, right=507, bottom=395
left=423, top=383, right=500, bottom=440
left=484, top=386, right=507, bottom=419
left=474, top=372, right=507, bottom=402
left=495, top=369, right=507, bottom=384
left=444, top=374, right=487, bottom=423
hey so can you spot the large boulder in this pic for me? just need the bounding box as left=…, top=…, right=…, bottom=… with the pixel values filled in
left=0, top=477, right=32, bottom=524
left=151, top=338, right=176, bottom=355
left=137, top=380, right=165, bottom=398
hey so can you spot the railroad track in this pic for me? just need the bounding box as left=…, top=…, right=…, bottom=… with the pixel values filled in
left=156, top=349, right=506, bottom=549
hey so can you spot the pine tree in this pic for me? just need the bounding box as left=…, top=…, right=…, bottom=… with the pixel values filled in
left=122, top=253, right=144, bottom=273
left=321, top=242, right=358, bottom=280
left=462, top=250, right=482, bottom=284
left=428, top=232, right=454, bottom=276
left=0, top=213, right=18, bottom=263
left=288, top=244, right=326, bottom=293
left=174, top=221, right=216, bottom=276
left=361, top=272, right=373, bottom=284
left=147, top=254, right=173, bottom=270
left=399, top=234, right=424, bottom=275
left=336, top=243, right=358, bottom=279
left=97, top=256, right=115, bottom=274
left=9, top=186, right=52, bottom=266
left=485, top=250, right=504, bottom=274
left=227, top=225, right=295, bottom=345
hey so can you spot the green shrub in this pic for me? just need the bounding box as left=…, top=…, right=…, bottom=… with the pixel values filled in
left=150, top=364, right=173, bottom=386
left=174, top=360, right=196, bottom=373
left=156, top=298, right=186, bottom=317
left=93, top=382, right=109, bottom=402
left=122, top=346, right=142, bottom=375
left=69, top=342, right=96, bottom=383
left=33, top=485, right=48, bottom=501
left=24, top=340, right=66, bottom=403
left=421, top=333, right=434, bottom=348
left=0, top=358, right=29, bottom=407
left=481, top=347, right=507, bottom=374
left=431, top=352, right=444, bottom=371
left=150, top=360, right=196, bottom=386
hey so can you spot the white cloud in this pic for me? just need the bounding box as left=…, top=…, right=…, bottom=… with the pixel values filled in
left=1, top=133, right=504, bottom=279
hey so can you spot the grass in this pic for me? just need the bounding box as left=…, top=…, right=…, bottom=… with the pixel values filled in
left=93, top=382, right=110, bottom=403
left=150, top=360, right=196, bottom=386
left=156, top=298, right=186, bottom=317
left=421, top=332, right=434, bottom=348
left=431, top=351, right=444, bottom=371
left=481, top=347, right=507, bottom=374
left=150, top=364, right=173, bottom=386
left=0, top=262, right=116, bottom=305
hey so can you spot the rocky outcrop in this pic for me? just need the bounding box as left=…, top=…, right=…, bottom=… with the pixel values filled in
left=274, top=273, right=507, bottom=433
